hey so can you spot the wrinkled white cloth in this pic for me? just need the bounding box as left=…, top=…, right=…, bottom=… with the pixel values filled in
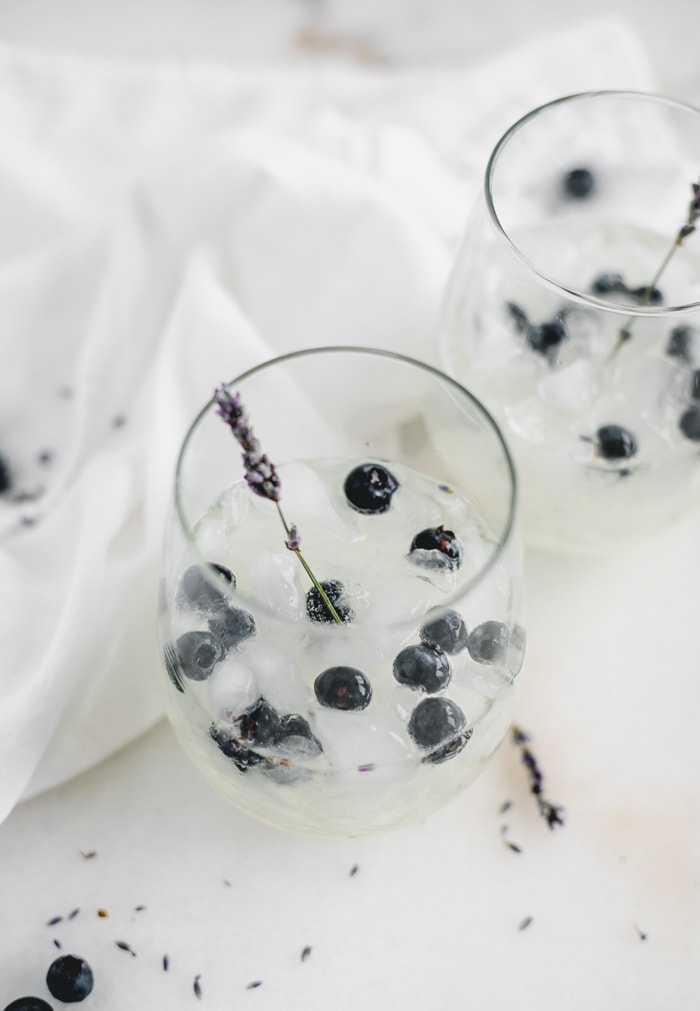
left=0, top=17, right=654, bottom=822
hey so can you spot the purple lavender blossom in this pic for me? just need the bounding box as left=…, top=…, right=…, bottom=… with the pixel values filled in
left=214, top=385, right=281, bottom=502
left=678, top=177, right=700, bottom=243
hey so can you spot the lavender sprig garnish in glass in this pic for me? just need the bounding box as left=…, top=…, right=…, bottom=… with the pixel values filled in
left=613, top=175, right=700, bottom=353
left=213, top=384, right=343, bottom=625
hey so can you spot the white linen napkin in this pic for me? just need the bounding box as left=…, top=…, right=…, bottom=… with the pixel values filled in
left=0, top=17, right=655, bottom=823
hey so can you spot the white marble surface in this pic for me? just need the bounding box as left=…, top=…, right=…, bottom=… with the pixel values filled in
left=1, top=4, right=700, bottom=1011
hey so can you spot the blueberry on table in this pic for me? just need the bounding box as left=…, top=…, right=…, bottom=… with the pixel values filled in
left=46, top=955, right=94, bottom=1003
left=679, top=405, right=700, bottom=441
left=562, top=167, right=595, bottom=199
left=305, top=579, right=354, bottom=624
left=179, top=563, right=236, bottom=611
left=3, top=999, right=54, bottom=1011
left=595, top=424, right=638, bottom=461
left=420, top=609, right=469, bottom=654
left=0, top=454, right=11, bottom=494
left=393, top=644, right=452, bottom=693
left=467, top=620, right=510, bottom=665
left=314, top=666, right=372, bottom=711
left=175, top=630, right=224, bottom=681
left=408, top=697, right=471, bottom=764
left=526, top=319, right=567, bottom=357
left=344, top=463, right=399, bottom=514
left=208, top=605, right=256, bottom=650
left=409, top=526, right=463, bottom=571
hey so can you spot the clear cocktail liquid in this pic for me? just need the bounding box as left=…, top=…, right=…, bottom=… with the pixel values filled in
left=161, top=457, right=524, bottom=836
left=442, top=220, right=700, bottom=551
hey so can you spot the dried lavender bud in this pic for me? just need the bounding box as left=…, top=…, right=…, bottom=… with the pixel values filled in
left=511, top=725, right=565, bottom=829
left=214, top=386, right=280, bottom=502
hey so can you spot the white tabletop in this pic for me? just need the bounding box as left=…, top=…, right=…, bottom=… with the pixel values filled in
left=1, top=4, right=699, bottom=1010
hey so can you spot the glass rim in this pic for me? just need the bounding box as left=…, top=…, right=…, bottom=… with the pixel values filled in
left=173, top=344, right=519, bottom=633
left=484, top=88, right=700, bottom=315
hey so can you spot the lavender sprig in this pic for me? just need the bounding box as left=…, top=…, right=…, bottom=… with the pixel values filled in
left=612, top=175, right=700, bottom=354
left=511, top=724, right=565, bottom=830
left=213, top=385, right=343, bottom=625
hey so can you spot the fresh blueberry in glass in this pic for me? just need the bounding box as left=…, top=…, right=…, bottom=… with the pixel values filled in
left=46, top=955, right=94, bottom=1003
left=506, top=302, right=529, bottom=333
left=409, top=526, right=463, bottom=570
left=0, top=454, right=11, bottom=494
left=179, top=562, right=235, bottom=612
left=305, top=579, right=354, bottom=624
left=595, top=424, right=638, bottom=461
left=344, top=463, right=399, bottom=514
left=629, top=284, right=663, bottom=305
left=3, top=1000, right=54, bottom=1011
left=467, top=620, right=510, bottom=665
left=690, top=370, right=700, bottom=401
left=393, top=644, right=452, bottom=693
left=314, top=666, right=372, bottom=711
left=408, top=697, right=471, bottom=764
left=679, top=405, right=700, bottom=441
left=175, top=630, right=224, bottom=681
left=274, top=714, right=323, bottom=758
left=666, top=324, right=697, bottom=362
left=209, top=723, right=265, bottom=772
left=562, top=167, right=595, bottom=199
left=208, top=605, right=256, bottom=650
left=526, top=319, right=567, bottom=357
left=420, top=609, right=469, bottom=654
left=591, top=271, right=627, bottom=295
left=237, top=698, right=281, bottom=746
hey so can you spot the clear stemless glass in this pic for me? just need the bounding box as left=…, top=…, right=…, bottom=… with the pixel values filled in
left=440, top=91, right=700, bottom=554
left=158, top=346, right=523, bottom=837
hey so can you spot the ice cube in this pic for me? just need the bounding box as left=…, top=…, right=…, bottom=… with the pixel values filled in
left=309, top=707, right=416, bottom=783
left=208, top=656, right=259, bottom=721
left=245, top=640, right=310, bottom=713
left=278, top=461, right=358, bottom=540
left=537, top=359, right=599, bottom=413
left=250, top=549, right=300, bottom=617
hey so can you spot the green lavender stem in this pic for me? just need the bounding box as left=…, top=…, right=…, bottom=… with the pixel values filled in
left=275, top=502, right=343, bottom=625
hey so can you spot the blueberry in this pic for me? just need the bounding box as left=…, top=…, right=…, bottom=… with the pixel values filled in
left=162, top=641, right=185, bottom=692
left=690, top=370, right=700, bottom=401
left=629, top=284, right=663, bottom=306
left=506, top=302, right=529, bottom=334
left=409, top=526, right=463, bottom=571
left=274, top=714, right=323, bottom=758
left=393, top=644, right=452, bottom=693
left=179, top=563, right=235, bottom=611
left=0, top=454, right=11, bottom=494
left=591, top=272, right=627, bottom=295
left=208, top=605, right=256, bottom=649
left=526, top=319, right=567, bottom=357
left=666, top=325, right=697, bottom=362
left=562, top=167, right=595, bottom=199
left=3, top=1000, right=54, bottom=1011
left=467, top=620, right=510, bottom=665
left=209, top=723, right=264, bottom=773
left=679, top=405, right=700, bottom=441
left=175, top=630, right=224, bottom=681
left=305, top=579, right=354, bottom=624
left=407, top=697, right=471, bottom=763
left=344, top=463, right=399, bottom=514
left=46, top=955, right=94, bottom=1003
left=314, top=666, right=372, bottom=711
left=595, top=424, right=638, bottom=461
left=236, top=698, right=282, bottom=746
left=420, top=609, right=469, bottom=654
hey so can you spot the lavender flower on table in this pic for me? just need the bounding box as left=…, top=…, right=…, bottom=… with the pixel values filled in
left=511, top=724, right=565, bottom=830
left=213, top=384, right=343, bottom=624
left=614, top=175, right=700, bottom=352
